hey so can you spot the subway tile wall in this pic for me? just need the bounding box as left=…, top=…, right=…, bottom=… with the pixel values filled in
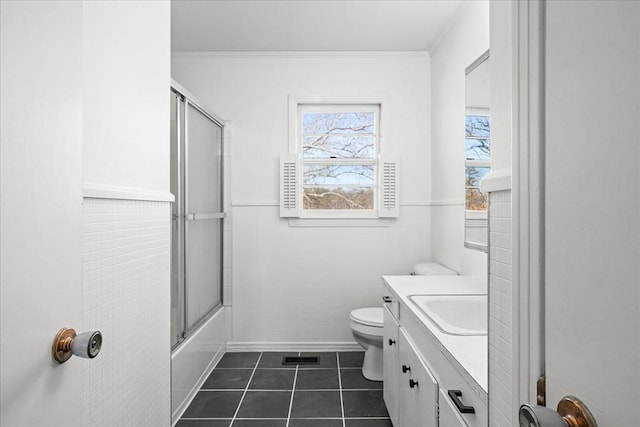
left=82, top=198, right=172, bottom=427
left=488, top=190, right=513, bottom=427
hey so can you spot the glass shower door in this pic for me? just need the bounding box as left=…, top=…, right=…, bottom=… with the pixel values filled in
left=184, top=103, right=223, bottom=332
left=170, top=91, right=184, bottom=347
left=171, top=88, right=224, bottom=348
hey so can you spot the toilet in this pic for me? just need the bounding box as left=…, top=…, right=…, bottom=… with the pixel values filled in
left=349, top=262, right=458, bottom=381
left=349, top=307, right=384, bottom=380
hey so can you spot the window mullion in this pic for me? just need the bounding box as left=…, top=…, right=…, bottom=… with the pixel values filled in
left=465, top=160, right=491, bottom=168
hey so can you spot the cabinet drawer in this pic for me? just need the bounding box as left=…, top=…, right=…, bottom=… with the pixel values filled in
left=382, top=294, right=399, bottom=319
left=439, top=388, right=469, bottom=427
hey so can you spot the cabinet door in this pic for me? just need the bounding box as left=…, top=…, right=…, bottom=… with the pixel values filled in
left=439, top=388, right=469, bottom=427
left=383, top=305, right=400, bottom=426
left=398, top=328, right=438, bottom=426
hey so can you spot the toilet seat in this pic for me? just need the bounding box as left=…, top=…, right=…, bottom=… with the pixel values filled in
left=350, top=307, right=383, bottom=328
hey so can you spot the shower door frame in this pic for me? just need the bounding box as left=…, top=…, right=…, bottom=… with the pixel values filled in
left=171, top=82, right=225, bottom=350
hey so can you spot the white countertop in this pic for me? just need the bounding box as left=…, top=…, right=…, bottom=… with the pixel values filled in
left=382, top=275, right=488, bottom=394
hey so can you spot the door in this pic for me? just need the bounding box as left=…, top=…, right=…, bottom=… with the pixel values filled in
left=170, top=90, right=224, bottom=348
left=1, top=2, right=84, bottom=426
left=383, top=304, right=400, bottom=426
left=171, top=90, right=185, bottom=347
left=439, top=389, right=469, bottom=427
left=541, top=1, right=639, bottom=424
left=184, top=102, right=223, bottom=331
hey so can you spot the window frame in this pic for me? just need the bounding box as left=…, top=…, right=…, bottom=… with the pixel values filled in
left=289, top=96, right=387, bottom=219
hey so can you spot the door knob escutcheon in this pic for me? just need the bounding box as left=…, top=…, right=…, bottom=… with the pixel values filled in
left=557, top=396, right=597, bottom=427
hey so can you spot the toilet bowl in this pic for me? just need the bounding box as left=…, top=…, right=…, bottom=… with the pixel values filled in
left=349, top=307, right=384, bottom=381
left=349, top=262, right=458, bottom=381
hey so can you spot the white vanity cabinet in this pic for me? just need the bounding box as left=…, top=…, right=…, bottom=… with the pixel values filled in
left=439, top=389, right=470, bottom=427
left=382, top=304, right=400, bottom=426
left=382, top=277, right=488, bottom=427
left=383, top=296, right=438, bottom=427
left=397, top=328, right=438, bottom=426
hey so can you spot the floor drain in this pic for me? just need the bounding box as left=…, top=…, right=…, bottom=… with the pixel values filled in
left=282, top=356, right=320, bottom=365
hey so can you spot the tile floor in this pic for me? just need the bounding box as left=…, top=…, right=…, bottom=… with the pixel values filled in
left=176, top=351, right=392, bottom=427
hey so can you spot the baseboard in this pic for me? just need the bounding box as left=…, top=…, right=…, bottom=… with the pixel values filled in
left=226, top=341, right=362, bottom=352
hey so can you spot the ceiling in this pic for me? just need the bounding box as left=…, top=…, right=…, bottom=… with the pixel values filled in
left=171, top=0, right=463, bottom=52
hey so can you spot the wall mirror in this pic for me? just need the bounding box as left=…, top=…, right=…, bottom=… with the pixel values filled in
left=464, top=50, right=490, bottom=252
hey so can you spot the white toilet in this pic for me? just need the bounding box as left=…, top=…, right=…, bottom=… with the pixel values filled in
left=349, top=307, right=384, bottom=380
left=349, top=262, right=458, bottom=381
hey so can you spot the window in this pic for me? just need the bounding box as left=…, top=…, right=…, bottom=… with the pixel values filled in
left=301, top=104, right=378, bottom=212
left=464, top=113, right=490, bottom=211
left=280, top=99, right=398, bottom=220
left=464, top=51, right=490, bottom=251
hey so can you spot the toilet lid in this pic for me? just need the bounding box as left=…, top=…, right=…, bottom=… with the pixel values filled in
left=350, top=307, right=383, bottom=327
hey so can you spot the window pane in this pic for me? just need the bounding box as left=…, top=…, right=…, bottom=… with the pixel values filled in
left=303, top=187, right=374, bottom=210
left=465, top=167, right=491, bottom=187
left=466, top=188, right=488, bottom=210
left=303, top=111, right=375, bottom=135
left=303, top=164, right=374, bottom=186
left=465, top=138, right=490, bottom=161
left=303, top=135, right=375, bottom=159
left=465, top=115, right=490, bottom=137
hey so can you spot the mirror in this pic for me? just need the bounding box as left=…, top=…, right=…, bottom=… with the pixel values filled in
left=464, top=51, right=490, bottom=252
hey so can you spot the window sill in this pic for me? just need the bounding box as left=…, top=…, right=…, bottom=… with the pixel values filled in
left=288, top=218, right=392, bottom=227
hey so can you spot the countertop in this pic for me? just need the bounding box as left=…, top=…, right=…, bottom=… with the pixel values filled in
left=382, top=275, right=488, bottom=395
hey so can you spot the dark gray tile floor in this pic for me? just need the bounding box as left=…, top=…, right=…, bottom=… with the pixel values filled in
left=176, top=351, right=392, bottom=427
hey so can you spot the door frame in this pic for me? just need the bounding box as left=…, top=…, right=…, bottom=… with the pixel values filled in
left=511, top=0, right=546, bottom=420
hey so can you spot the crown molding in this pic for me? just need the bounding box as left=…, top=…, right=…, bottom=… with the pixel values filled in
left=172, top=51, right=430, bottom=60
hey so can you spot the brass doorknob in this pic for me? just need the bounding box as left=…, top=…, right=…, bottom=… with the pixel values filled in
left=52, top=328, right=102, bottom=363
left=557, top=397, right=597, bottom=427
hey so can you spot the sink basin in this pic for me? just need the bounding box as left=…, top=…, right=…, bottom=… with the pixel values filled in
left=409, top=294, right=487, bottom=336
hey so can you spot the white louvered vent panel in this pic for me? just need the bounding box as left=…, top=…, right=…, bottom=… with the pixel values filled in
left=379, top=161, right=399, bottom=218
left=280, top=156, right=300, bottom=217
left=282, top=163, right=296, bottom=208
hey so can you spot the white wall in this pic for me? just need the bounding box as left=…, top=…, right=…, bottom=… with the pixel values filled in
left=81, top=2, right=172, bottom=425
left=82, top=199, right=171, bottom=427
left=487, top=188, right=513, bottom=427
left=83, top=1, right=170, bottom=193
left=485, top=2, right=515, bottom=426
left=430, top=0, right=489, bottom=277
left=489, top=1, right=513, bottom=173
left=172, top=53, right=432, bottom=345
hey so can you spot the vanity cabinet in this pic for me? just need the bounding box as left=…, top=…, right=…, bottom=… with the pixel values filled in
left=382, top=283, right=487, bottom=427
left=382, top=305, right=400, bottom=426
left=397, top=328, right=438, bottom=426
left=383, top=297, right=438, bottom=427
left=439, top=389, right=470, bottom=427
